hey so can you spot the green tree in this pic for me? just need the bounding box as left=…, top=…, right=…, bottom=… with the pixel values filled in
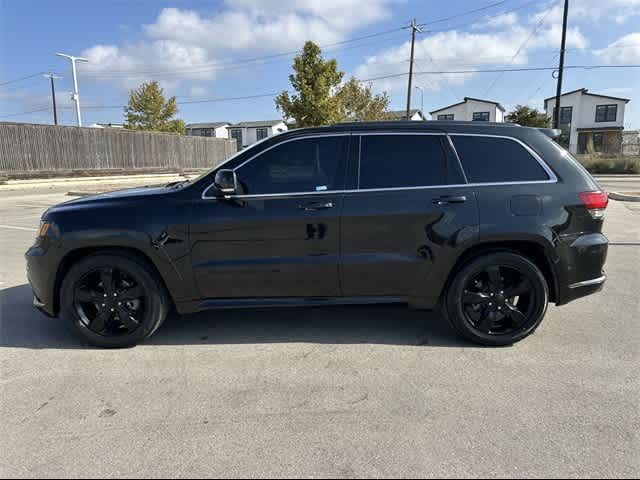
left=275, top=41, right=344, bottom=127
left=337, top=77, right=390, bottom=122
left=506, top=105, right=551, bottom=128
left=124, top=81, right=185, bottom=134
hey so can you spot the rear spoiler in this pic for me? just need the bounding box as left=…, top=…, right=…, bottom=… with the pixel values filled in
left=537, top=128, right=562, bottom=139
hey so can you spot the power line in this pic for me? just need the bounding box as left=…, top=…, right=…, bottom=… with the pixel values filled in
left=362, top=64, right=640, bottom=82
left=81, top=28, right=406, bottom=79
left=0, top=106, right=52, bottom=118
left=0, top=72, right=45, bottom=87
left=418, top=0, right=511, bottom=27
left=482, top=0, right=558, bottom=96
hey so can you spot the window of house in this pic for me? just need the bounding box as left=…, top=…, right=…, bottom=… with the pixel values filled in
left=472, top=112, right=490, bottom=121
left=236, top=136, right=347, bottom=195
left=256, top=127, right=269, bottom=141
left=595, top=104, right=617, bottom=122
left=552, top=106, right=573, bottom=124
left=452, top=135, right=549, bottom=183
left=593, top=132, right=604, bottom=151
left=229, top=128, right=243, bottom=150
left=358, top=134, right=447, bottom=189
left=437, top=114, right=454, bottom=120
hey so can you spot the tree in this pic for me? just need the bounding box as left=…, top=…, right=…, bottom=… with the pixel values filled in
left=506, top=105, right=551, bottom=128
left=275, top=41, right=344, bottom=127
left=124, top=81, right=185, bottom=134
left=337, top=77, right=390, bottom=122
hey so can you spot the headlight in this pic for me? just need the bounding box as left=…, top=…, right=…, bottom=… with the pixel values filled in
left=38, top=221, right=51, bottom=237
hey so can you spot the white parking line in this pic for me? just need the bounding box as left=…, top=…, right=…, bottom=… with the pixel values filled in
left=0, top=224, right=37, bottom=232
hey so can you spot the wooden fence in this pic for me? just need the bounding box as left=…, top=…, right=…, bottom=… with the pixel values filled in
left=0, top=122, right=236, bottom=174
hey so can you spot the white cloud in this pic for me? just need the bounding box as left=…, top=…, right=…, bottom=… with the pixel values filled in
left=594, top=32, right=640, bottom=64
left=78, top=0, right=394, bottom=90
left=533, top=0, right=640, bottom=24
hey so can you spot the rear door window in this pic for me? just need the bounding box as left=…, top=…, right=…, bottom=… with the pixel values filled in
left=358, top=134, right=447, bottom=189
left=451, top=135, right=549, bottom=183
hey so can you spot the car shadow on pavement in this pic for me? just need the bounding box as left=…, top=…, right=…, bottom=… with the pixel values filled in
left=1, top=284, right=476, bottom=349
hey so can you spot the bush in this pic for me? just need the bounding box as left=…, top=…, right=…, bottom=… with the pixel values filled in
left=575, top=155, right=640, bottom=174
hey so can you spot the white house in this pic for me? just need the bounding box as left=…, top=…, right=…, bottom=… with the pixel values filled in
left=429, top=97, right=506, bottom=122
left=386, top=109, right=425, bottom=121
left=227, top=120, right=288, bottom=149
left=544, top=88, right=630, bottom=154
left=185, top=122, right=230, bottom=138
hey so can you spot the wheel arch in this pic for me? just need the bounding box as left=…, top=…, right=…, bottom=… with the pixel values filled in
left=53, top=246, right=175, bottom=315
left=442, top=239, right=559, bottom=304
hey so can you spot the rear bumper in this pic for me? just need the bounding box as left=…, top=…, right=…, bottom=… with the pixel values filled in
left=555, top=233, right=608, bottom=305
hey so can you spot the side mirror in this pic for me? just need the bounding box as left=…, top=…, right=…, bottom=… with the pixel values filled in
left=214, top=169, right=238, bottom=196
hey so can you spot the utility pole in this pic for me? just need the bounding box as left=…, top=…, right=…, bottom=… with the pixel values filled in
left=42, top=73, right=61, bottom=125
left=553, top=0, right=569, bottom=130
left=415, top=85, right=424, bottom=119
left=404, top=19, right=423, bottom=120
left=55, top=52, right=89, bottom=127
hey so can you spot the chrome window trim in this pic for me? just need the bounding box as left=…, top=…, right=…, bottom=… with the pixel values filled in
left=201, top=132, right=351, bottom=199
left=202, top=131, right=558, bottom=200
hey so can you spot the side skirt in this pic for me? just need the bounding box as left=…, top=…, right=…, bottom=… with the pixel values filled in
left=176, top=296, right=407, bottom=314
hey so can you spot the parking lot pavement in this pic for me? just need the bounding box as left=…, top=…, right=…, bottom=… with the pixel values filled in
left=1, top=189, right=638, bottom=478
left=595, top=175, right=640, bottom=194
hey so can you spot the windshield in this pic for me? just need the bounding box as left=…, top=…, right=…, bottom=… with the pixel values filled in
left=190, top=135, right=275, bottom=185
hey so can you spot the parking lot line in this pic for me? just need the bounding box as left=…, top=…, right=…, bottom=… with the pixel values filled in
left=0, top=224, right=37, bottom=232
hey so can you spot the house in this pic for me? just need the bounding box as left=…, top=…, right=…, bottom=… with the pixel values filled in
left=429, top=97, right=506, bottom=122
left=88, top=123, right=124, bottom=129
left=386, top=109, right=425, bottom=121
left=227, top=120, right=288, bottom=149
left=544, top=88, right=630, bottom=154
left=185, top=122, right=230, bottom=138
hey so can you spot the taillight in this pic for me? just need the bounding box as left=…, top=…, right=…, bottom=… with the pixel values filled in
left=579, top=191, right=608, bottom=219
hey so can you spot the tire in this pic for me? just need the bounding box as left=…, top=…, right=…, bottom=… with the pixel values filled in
left=444, top=252, right=549, bottom=346
left=60, top=252, right=169, bottom=348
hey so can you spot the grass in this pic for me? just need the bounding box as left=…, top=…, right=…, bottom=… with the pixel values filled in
left=575, top=155, right=640, bottom=174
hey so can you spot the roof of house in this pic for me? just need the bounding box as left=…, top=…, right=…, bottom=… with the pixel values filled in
left=232, top=120, right=285, bottom=128
left=430, top=97, right=506, bottom=114
left=386, top=109, right=423, bottom=119
left=544, top=88, right=630, bottom=104
left=186, top=122, right=230, bottom=129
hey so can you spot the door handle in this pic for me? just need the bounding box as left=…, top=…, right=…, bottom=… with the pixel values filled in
left=299, top=201, right=334, bottom=211
left=432, top=195, right=467, bottom=205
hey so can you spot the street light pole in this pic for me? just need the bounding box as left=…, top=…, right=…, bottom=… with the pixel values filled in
left=42, top=73, right=62, bottom=125
left=415, top=85, right=424, bottom=119
left=55, top=53, right=89, bottom=127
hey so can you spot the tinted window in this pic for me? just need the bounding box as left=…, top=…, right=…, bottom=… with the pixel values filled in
left=452, top=135, right=549, bottom=183
left=437, top=114, right=454, bottom=120
left=359, top=135, right=447, bottom=189
left=473, top=112, right=490, bottom=121
left=237, top=136, right=346, bottom=194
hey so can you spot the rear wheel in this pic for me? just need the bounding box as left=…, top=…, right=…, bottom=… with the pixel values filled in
left=445, top=252, right=548, bottom=346
left=60, top=253, right=169, bottom=348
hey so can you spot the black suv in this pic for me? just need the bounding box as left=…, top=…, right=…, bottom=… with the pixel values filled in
left=26, top=121, right=608, bottom=348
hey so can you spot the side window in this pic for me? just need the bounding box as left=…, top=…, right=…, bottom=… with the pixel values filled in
left=452, top=135, right=549, bottom=183
left=359, top=135, right=447, bottom=189
left=237, top=136, right=347, bottom=195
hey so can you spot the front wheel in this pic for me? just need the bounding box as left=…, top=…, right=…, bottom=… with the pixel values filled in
left=60, top=253, right=169, bottom=348
left=444, top=252, right=549, bottom=346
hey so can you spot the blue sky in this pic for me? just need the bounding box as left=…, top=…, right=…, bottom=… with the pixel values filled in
left=1, top=0, right=639, bottom=127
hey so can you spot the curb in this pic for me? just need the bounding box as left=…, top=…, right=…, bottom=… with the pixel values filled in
left=609, top=192, right=640, bottom=202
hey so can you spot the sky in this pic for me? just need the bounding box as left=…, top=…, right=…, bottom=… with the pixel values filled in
left=1, top=0, right=639, bottom=128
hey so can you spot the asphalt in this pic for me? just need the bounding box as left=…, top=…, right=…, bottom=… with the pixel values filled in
left=0, top=188, right=638, bottom=478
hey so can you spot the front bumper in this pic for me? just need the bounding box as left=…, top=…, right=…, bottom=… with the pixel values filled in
left=25, top=243, right=59, bottom=317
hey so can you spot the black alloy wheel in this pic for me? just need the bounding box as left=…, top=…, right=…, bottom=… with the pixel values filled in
left=60, top=253, right=169, bottom=348
left=461, top=265, right=534, bottom=336
left=445, top=252, right=549, bottom=346
left=73, top=267, right=146, bottom=337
